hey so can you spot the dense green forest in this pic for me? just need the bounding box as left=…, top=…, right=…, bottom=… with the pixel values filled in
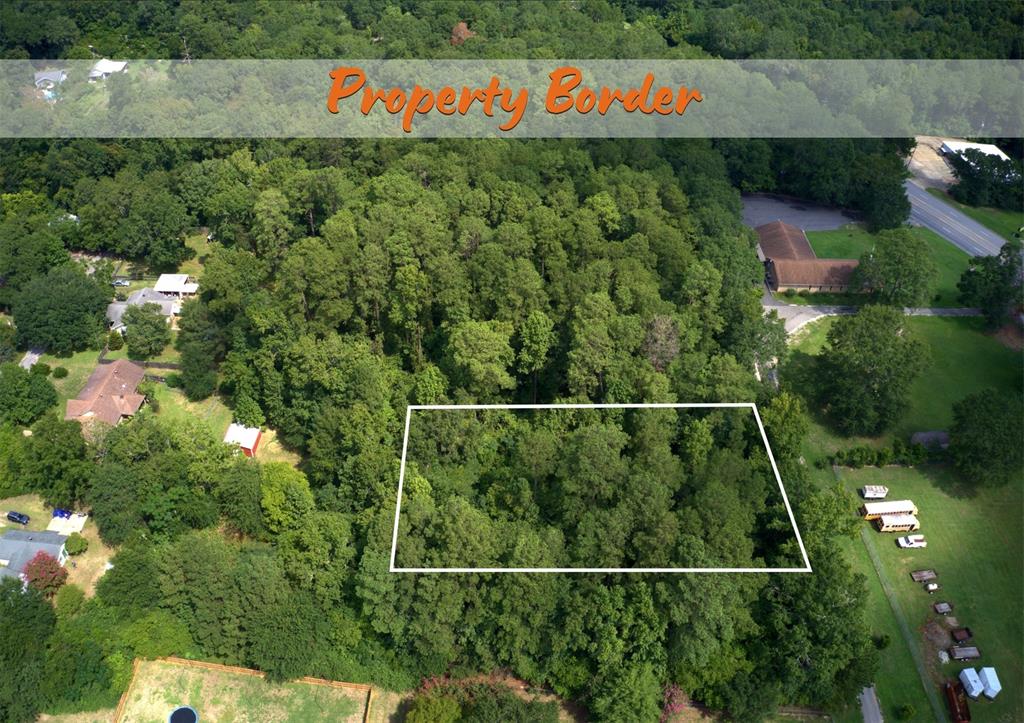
left=0, top=2, right=1019, bottom=722
left=0, top=136, right=873, bottom=722
left=398, top=406, right=804, bottom=570
left=2, top=0, right=1021, bottom=60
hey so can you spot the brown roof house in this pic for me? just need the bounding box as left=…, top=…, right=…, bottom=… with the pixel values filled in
left=755, top=220, right=860, bottom=293
left=65, top=359, right=146, bottom=426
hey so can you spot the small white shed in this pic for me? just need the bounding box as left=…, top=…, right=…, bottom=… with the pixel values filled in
left=958, top=668, right=984, bottom=699
left=978, top=667, right=1001, bottom=699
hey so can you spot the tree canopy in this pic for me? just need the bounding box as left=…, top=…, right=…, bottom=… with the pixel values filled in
left=11, top=266, right=108, bottom=355
left=819, top=306, right=927, bottom=435
left=957, top=239, right=1024, bottom=329
left=949, top=388, right=1024, bottom=488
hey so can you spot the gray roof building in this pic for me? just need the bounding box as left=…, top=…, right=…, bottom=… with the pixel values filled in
left=0, top=530, right=69, bottom=580
left=34, top=68, right=68, bottom=88
left=107, top=287, right=179, bottom=332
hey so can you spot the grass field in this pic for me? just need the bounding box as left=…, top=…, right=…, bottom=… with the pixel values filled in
left=788, top=316, right=1022, bottom=446
left=105, top=332, right=180, bottom=365
left=118, top=659, right=366, bottom=723
left=798, top=225, right=971, bottom=307
left=926, top=187, right=1024, bottom=243
left=37, top=348, right=104, bottom=405
left=177, top=230, right=212, bottom=277
left=788, top=316, right=1023, bottom=721
left=854, top=467, right=1021, bottom=722
left=151, top=385, right=233, bottom=440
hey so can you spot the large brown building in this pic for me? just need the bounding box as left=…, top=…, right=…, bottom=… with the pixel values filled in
left=65, top=359, right=146, bottom=426
left=755, top=220, right=860, bottom=293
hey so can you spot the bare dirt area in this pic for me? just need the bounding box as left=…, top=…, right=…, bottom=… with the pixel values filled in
left=921, top=616, right=954, bottom=684
left=993, top=322, right=1024, bottom=351
left=908, top=136, right=956, bottom=189
left=39, top=711, right=117, bottom=723
left=117, top=658, right=368, bottom=723
left=66, top=518, right=115, bottom=596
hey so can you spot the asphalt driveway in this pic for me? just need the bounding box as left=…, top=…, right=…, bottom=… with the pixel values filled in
left=742, top=193, right=858, bottom=230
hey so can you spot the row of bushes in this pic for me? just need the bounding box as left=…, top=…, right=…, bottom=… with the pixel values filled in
left=30, top=363, right=68, bottom=379
left=821, top=439, right=936, bottom=469
left=407, top=681, right=559, bottom=723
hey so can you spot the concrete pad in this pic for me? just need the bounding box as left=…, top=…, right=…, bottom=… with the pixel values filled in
left=46, top=513, right=88, bottom=535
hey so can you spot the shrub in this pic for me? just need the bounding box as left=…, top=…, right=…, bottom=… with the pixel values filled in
left=30, top=362, right=51, bottom=376
left=165, top=372, right=182, bottom=389
left=137, top=381, right=160, bottom=412
left=52, top=366, right=68, bottom=379
left=55, top=583, right=85, bottom=620
left=872, top=633, right=890, bottom=650
left=406, top=693, right=461, bottom=723
left=65, top=532, right=89, bottom=556
left=107, top=331, right=124, bottom=351
left=896, top=704, right=916, bottom=720
left=783, top=288, right=797, bottom=298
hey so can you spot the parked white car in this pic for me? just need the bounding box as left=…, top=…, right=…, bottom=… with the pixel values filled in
left=897, top=534, right=927, bottom=549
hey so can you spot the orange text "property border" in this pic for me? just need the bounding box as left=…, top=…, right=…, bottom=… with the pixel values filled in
left=326, top=67, right=529, bottom=133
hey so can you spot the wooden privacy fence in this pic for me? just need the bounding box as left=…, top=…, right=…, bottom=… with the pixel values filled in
left=113, top=656, right=374, bottom=723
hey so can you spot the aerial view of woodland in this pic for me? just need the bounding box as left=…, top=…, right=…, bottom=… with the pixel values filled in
left=396, top=406, right=805, bottom=570
left=0, top=2, right=1021, bottom=723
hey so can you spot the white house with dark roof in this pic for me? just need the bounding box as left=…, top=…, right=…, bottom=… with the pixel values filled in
left=0, top=530, right=68, bottom=581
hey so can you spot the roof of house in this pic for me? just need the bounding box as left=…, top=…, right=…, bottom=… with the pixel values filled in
left=65, top=359, right=146, bottom=425
left=940, top=140, right=1010, bottom=162
left=224, top=423, right=261, bottom=449
left=128, top=287, right=178, bottom=314
left=107, top=288, right=179, bottom=329
left=89, top=59, right=128, bottom=77
left=770, top=258, right=859, bottom=287
left=154, top=274, right=198, bottom=295
left=106, top=302, right=128, bottom=329
left=756, top=220, right=816, bottom=260
left=0, top=530, right=67, bottom=579
left=34, top=69, right=67, bottom=86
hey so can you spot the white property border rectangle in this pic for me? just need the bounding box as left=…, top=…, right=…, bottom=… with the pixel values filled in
left=389, top=403, right=812, bottom=573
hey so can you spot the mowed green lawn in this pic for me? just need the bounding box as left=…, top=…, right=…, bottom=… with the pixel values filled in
left=37, top=348, right=104, bottom=405
left=839, top=466, right=1023, bottom=722
left=151, top=384, right=233, bottom=440
left=926, top=187, right=1024, bottom=243
left=789, top=316, right=1022, bottom=451
left=787, top=316, right=1023, bottom=721
left=803, top=225, right=971, bottom=306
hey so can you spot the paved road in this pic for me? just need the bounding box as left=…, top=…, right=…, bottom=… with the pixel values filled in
left=762, top=285, right=981, bottom=333
left=742, top=193, right=857, bottom=230
left=905, top=179, right=1005, bottom=257
left=859, top=685, right=883, bottom=723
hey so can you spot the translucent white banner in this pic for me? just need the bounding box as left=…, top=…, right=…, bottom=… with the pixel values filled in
left=3, top=59, right=1021, bottom=137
